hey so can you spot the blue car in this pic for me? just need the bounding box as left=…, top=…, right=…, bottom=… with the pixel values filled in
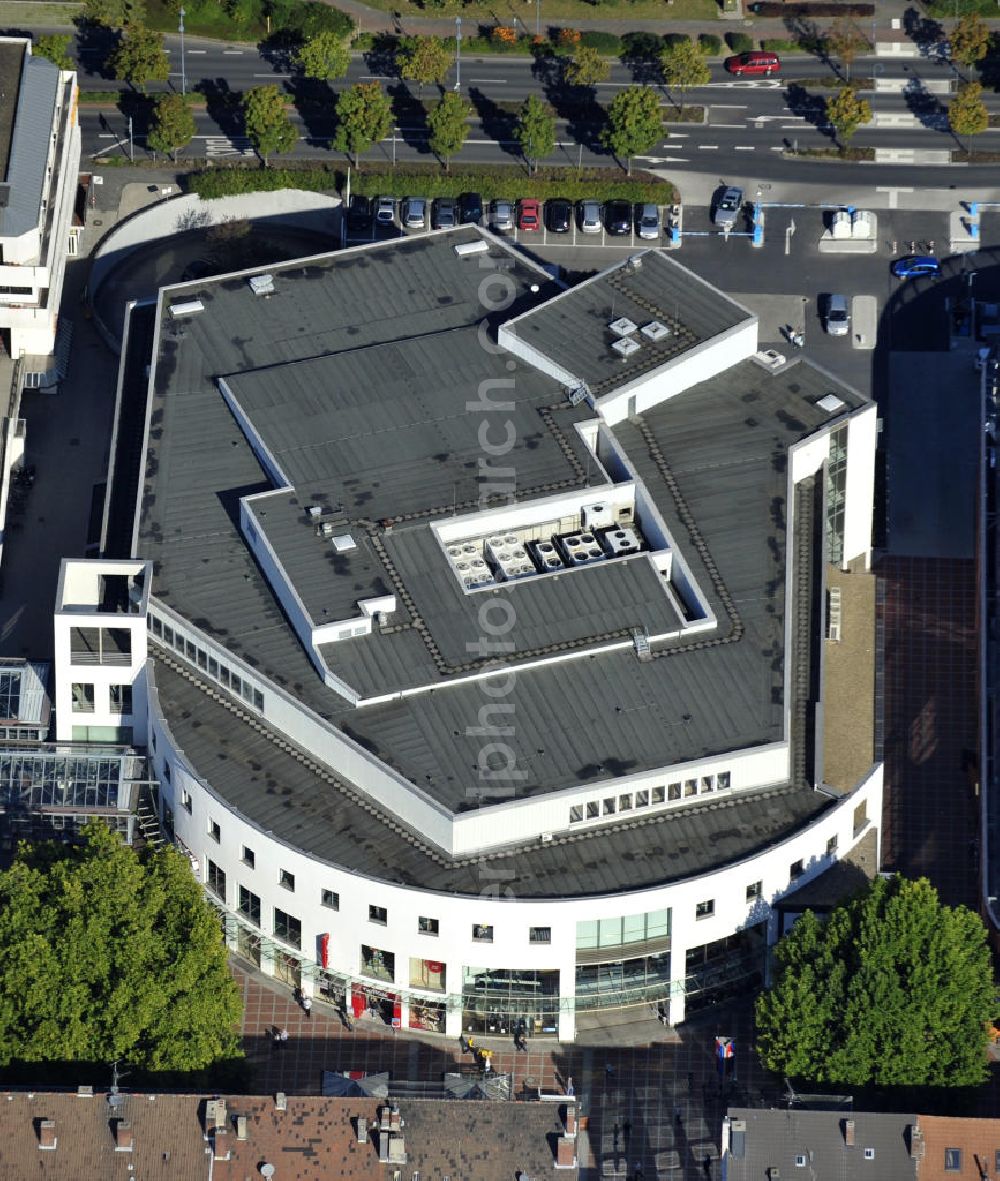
left=891, top=255, right=941, bottom=279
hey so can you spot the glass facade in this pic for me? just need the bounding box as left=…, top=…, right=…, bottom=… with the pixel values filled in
left=576, top=908, right=671, bottom=950
left=825, top=424, right=848, bottom=566
left=462, top=967, right=560, bottom=1036
left=575, top=952, right=672, bottom=1011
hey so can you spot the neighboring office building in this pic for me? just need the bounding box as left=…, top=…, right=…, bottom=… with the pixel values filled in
left=0, top=36, right=81, bottom=364
left=76, top=228, right=881, bottom=1041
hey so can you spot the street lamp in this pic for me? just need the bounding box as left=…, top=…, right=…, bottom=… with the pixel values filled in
left=179, top=6, right=187, bottom=96
left=454, top=16, right=462, bottom=92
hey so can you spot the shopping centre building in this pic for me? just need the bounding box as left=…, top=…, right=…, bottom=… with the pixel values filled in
left=58, top=227, right=882, bottom=1040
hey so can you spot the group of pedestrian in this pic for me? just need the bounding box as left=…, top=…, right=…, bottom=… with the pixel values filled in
left=273, top=1027, right=289, bottom=1050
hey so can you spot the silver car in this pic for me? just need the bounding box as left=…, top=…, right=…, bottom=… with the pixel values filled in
left=713, top=186, right=743, bottom=230
left=637, top=203, right=660, bottom=240
left=578, top=199, right=602, bottom=234
left=491, top=199, right=514, bottom=232
left=825, top=294, right=850, bottom=337
left=401, top=197, right=427, bottom=230
left=375, top=195, right=396, bottom=226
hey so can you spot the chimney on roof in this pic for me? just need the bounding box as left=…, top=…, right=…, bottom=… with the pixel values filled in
left=564, top=1106, right=577, bottom=1137
left=910, top=1124, right=925, bottom=1162
left=275, top=1093, right=287, bottom=1112
left=114, top=1120, right=133, bottom=1152
left=843, top=1120, right=856, bottom=1147
left=389, top=1106, right=402, bottom=1132
left=357, top=1116, right=368, bottom=1144
left=236, top=1115, right=248, bottom=1142
left=212, top=1125, right=231, bottom=1161
left=38, top=1120, right=57, bottom=1150
left=77, top=1086, right=93, bottom=1099
left=555, top=1135, right=577, bottom=1170
left=379, top=1130, right=391, bottom=1163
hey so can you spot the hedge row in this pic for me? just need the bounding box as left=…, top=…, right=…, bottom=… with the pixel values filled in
left=760, top=38, right=810, bottom=53
left=351, top=28, right=719, bottom=61
left=749, top=2, right=873, bottom=14
left=184, top=163, right=677, bottom=205
left=724, top=31, right=753, bottom=53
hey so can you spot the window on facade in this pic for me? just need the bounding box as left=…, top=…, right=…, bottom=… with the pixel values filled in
left=717, top=771, right=731, bottom=790
left=181, top=788, right=192, bottom=813
left=209, top=820, right=220, bottom=843
left=636, top=789, right=649, bottom=807
left=603, top=798, right=615, bottom=815
left=586, top=801, right=599, bottom=819
left=71, top=683, right=95, bottom=713
left=322, top=889, right=339, bottom=911
left=279, top=869, right=295, bottom=892
left=651, top=785, right=665, bottom=804
left=854, top=800, right=868, bottom=834
left=826, top=424, right=849, bottom=566
left=944, top=1150, right=962, bottom=1172
left=826, top=834, right=838, bottom=856
left=242, top=846, right=255, bottom=869
left=684, top=780, right=697, bottom=797
left=619, top=794, right=632, bottom=811
left=253, top=689, right=265, bottom=711
left=109, top=684, right=133, bottom=713
left=361, top=944, right=395, bottom=982
left=569, top=805, right=584, bottom=824
left=207, top=860, right=226, bottom=902
left=668, top=783, right=681, bottom=801
left=238, top=885, right=261, bottom=927
left=473, top=924, right=493, bottom=942
left=790, top=859, right=804, bottom=880
left=746, top=881, right=762, bottom=902
left=529, top=927, right=551, bottom=944
left=369, top=904, right=387, bottom=925
left=576, top=909, right=671, bottom=950
left=274, top=907, right=301, bottom=949
left=419, top=916, right=439, bottom=935
left=701, top=776, right=714, bottom=793
left=695, top=899, right=714, bottom=919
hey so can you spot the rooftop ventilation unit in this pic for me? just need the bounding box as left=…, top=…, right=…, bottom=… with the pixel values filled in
left=612, top=337, right=641, bottom=360
left=307, top=505, right=322, bottom=520
left=527, top=539, right=564, bottom=573
left=641, top=320, right=671, bottom=343
left=331, top=534, right=357, bottom=553
left=248, top=274, right=275, bottom=297
left=609, top=317, right=638, bottom=337
left=168, top=299, right=204, bottom=318
left=599, top=525, right=642, bottom=557
left=817, top=392, right=846, bottom=414
left=485, top=534, right=533, bottom=581
left=581, top=502, right=614, bottom=531
left=557, top=532, right=605, bottom=567
left=454, top=240, right=490, bottom=257
left=567, top=383, right=590, bottom=406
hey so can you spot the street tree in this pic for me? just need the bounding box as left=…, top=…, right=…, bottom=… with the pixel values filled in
left=601, top=84, right=663, bottom=174
left=82, top=0, right=144, bottom=27
left=111, top=23, right=170, bottom=93
left=333, top=81, right=393, bottom=167
left=659, top=39, right=710, bottom=110
left=32, top=34, right=74, bottom=71
left=146, top=92, right=197, bottom=160
left=242, top=84, right=297, bottom=165
left=825, top=84, right=872, bottom=147
left=397, top=36, right=452, bottom=93
left=0, top=822, right=243, bottom=1072
left=427, top=90, right=469, bottom=171
left=756, top=875, right=996, bottom=1087
left=950, top=79, right=989, bottom=151
left=514, top=94, right=555, bottom=174
left=294, top=31, right=351, bottom=81
left=563, top=45, right=611, bottom=88
left=951, top=12, right=990, bottom=70
left=824, top=16, right=871, bottom=80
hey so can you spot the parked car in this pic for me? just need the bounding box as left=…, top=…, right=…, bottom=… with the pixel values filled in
left=459, top=191, right=483, bottom=225
left=375, top=195, right=396, bottom=226
left=577, top=199, right=602, bottom=234
left=401, top=197, right=427, bottom=230
left=491, top=198, right=515, bottom=232
left=605, top=199, right=631, bottom=236
left=345, top=195, right=372, bottom=232
left=824, top=294, right=850, bottom=337
left=724, top=50, right=780, bottom=76
left=636, top=203, right=660, bottom=240
left=517, top=198, right=541, bottom=232
left=546, top=198, right=572, bottom=234
left=713, top=185, right=743, bottom=230
left=891, top=254, right=942, bottom=279
left=432, top=197, right=458, bottom=229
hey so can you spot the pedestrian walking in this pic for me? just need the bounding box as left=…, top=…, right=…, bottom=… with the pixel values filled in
left=605, top=1063, right=614, bottom=1081
left=279, top=1028, right=289, bottom=1049
left=272, top=1029, right=281, bottom=1051
left=566, top=1076, right=575, bottom=1097
left=302, top=995, right=312, bottom=1018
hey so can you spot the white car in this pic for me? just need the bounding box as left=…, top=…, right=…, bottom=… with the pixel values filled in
left=825, top=294, right=850, bottom=337
left=578, top=199, right=602, bottom=234
left=491, top=199, right=514, bottom=232
left=401, top=197, right=427, bottom=230
left=637, top=203, right=660, bottom=240
left=375, top=196, right=395, bottom=227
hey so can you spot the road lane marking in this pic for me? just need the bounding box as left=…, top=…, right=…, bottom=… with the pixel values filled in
left=188, top=49, right=207, bottom=54
left=698, top=144, right=719, bottom=149
left=734, top=144, right=755, bottom=150
left=470, top=77, right=505, bottom=83
left=711, top=123, right=745, bottom=129
left=222, top=49, right=243, bottom=54
left=253, top=73, right=291, bottom=78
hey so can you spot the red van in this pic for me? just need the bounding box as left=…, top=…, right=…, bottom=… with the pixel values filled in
left=724, top=50, right=780, bottom=76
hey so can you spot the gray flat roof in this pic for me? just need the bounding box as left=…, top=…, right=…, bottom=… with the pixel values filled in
left=505, top=251, right=752, bottom=396
left=0, top=41, right=25, bottom=185
left=0, top=49, right=59, bottom=241
left=136, top=233, right=868, bottom=854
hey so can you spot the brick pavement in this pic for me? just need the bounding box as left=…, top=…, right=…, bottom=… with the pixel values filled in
left=879, top=555, right=979, bottom=909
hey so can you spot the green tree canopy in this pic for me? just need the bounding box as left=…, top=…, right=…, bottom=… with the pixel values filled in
left=147, top=92, right=197, bottom=160
left=514, top=94, right=555, bottom=174
left=824, top=16, right=870, bottom=79
left=951, top=12, right=990, bottom=69
left=294, top=30, right=350, bottom=81
left=659, top=39, right=710, bottom=108
left=950, top=79, right=989, bottom=143
left=0, top=823, right=243, bottom=1073
left=111, top=23, right=170, bottom=92
left=825, top=84, right=872, bottom=146
left=564, top=45, right=611, bottom=88
left=333, top=81, right=392, bottom=166
left=601, top=84, right=663, bottom=174
left=427, top=90, right=469, bottom=171
left=82, top=0, right=144, bottom=28
left=32, top=34, right=74, bottom=71
left=397, top=36, right=452, bottom=91
left=756, top=875, right=996, bottom=1087
left=242, top=84, right=297, bottom=165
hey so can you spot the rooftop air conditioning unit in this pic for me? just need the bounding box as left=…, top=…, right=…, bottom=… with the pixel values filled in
left=307, top=505, right=322, bottom=519
left=558, top=532, right=605, bottom=566
left=455, top=240, right=490, bottom=257
left=582, top=502, right=613, bottom=530
left=332, top=534, right=357, bottom=553
left=609, top=317, right=638, bottom=337
left=528, top=540, right=564, bottom=572
left=599, top=525, right=642, bottom=557
left=168, top=299, right=204, bottom=318
left=612, top=337, right=641, bottom=360
left=248, top=274, right=275, bottom=296
left=641, top=321, right=671, bottom=343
